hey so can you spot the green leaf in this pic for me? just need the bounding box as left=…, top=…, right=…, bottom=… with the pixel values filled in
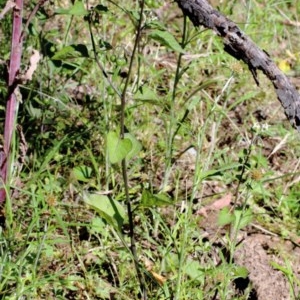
left=90, top=217, right=106, bottom=234
left=52, top=44, right=89, bottom=60
left=149, top=30, right=184, bottom=53
left=233, top=208, right=253, bottom=231
left=106, top=131, right=132, bottom=164
left=36, top=137, right=67, bottom=179
left=72, top=165, right=92, bottom=182
left=62, top=275, right=82, bottom=290
left=134, top=86, right=159, bottom=102
left=185, top=258, right=205, bottom=282
left=233, top=266, right=248, bottom=279
left=56, top=1, right=88, bottom=16
left=147, top=20, right=167, bottom=31
left=200, top=163, right=241, bottom=180
left=140, top=190, right=173, bottom=207
left=83, top=192, right=125, bottom=230
left=270, top=261, right=289, bottom=275
left=26, top=102, right=42, bottom=119
left=218, top=207, right=234, bottom=226
left=124, top=133, right=142, bottom=160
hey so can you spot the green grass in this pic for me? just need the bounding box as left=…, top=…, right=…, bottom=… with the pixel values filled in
left=0, top=0, right=299, bottom=299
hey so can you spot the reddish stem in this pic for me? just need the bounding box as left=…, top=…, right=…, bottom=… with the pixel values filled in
left=0, top=0, right=24, bottom=203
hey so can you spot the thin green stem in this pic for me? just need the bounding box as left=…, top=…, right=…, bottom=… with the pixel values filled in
left=170, top=17, right=191, bottom=300
left=120, top=1, right=147, bottom=298
left=88, top=18, right=121, bottom=98
left=228, top=135, right=258, bottom=263
left=163, top=15, right=188, bottom=189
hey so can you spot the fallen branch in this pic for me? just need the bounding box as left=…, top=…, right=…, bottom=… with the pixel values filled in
left=175, top=0, right=300, bottom=131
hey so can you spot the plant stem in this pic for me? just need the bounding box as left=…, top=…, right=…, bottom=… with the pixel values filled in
left=120, top=0, right=147, bottom=298
left=0, top=0, right=47, bottom=203
left=0, top=0, right=24, bottom=203
left=162, top=16, right=187, bottom=189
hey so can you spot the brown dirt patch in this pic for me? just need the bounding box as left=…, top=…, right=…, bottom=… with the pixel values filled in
left=235, top=233, right=300, bottom=300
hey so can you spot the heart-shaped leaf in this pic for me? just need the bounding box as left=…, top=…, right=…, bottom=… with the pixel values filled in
left=124, top=133, right=142, bottom=161
left=83, top=192, right=125, bottom=230
left=106, top=131, right=132, bottom=164
left=52, top=44, right=89, bottom=60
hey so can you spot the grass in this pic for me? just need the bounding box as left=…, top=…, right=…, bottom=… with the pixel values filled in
left=0, top=0, right=300, bottom=299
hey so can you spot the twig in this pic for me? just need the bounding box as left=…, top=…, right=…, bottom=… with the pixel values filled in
left=175, top=0, right=300, bottom=131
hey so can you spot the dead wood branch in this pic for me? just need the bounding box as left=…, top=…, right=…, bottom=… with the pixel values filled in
left=175, top=0, right=300, bottom=131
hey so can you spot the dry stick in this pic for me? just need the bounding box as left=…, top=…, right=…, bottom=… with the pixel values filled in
left=175, top=0, right=300, bottom=131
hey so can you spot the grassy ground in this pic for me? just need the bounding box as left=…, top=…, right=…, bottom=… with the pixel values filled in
left=0, top=0, right=300, bottom=299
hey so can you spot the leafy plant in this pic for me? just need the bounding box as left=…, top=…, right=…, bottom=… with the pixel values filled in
left=0, top=0, right=299, bottom=299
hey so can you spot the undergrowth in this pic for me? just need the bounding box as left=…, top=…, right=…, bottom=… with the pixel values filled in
left=0, top=0, right=300, bottom=299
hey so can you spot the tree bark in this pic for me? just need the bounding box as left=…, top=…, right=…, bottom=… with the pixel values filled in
left=175, top=0, right=300, bottom=131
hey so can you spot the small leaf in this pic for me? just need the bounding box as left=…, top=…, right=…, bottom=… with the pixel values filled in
left=134, top=86, right=159, bottom=102
left=83, top=192, right=125, bottom=230
left=233, top=266, right=248, bottom=279
left=149, top=30, right=184, bottom=53
left=90, top=217, right=106, bottom=234
left=124, top=133, right=142, bottom=160
left=199, top=163, right=240, bottom=180
left=147, top=20, right=167, bottom=31
left=56, top=1, right=88, bottom=16
left=218, top=207, right=234, bottom=226
left=140, top=190, right=173, bottom=207
left=106, top=131, right=132, bottom=164
left=72, top=165, right=92, bottom=182
left=51, top=44, right=89, bottom=60
left=63, top=275, right=81, bottom=290
left=233, top=208, right=253, bottom=231
left=185, top=258, right=205, bottom=282
left=26, top=102, right=42, bottom=119
left=270, top=261, right=289, bottom=275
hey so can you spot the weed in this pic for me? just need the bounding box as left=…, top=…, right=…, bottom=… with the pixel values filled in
left=0, top=0, right=299, bottom=299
